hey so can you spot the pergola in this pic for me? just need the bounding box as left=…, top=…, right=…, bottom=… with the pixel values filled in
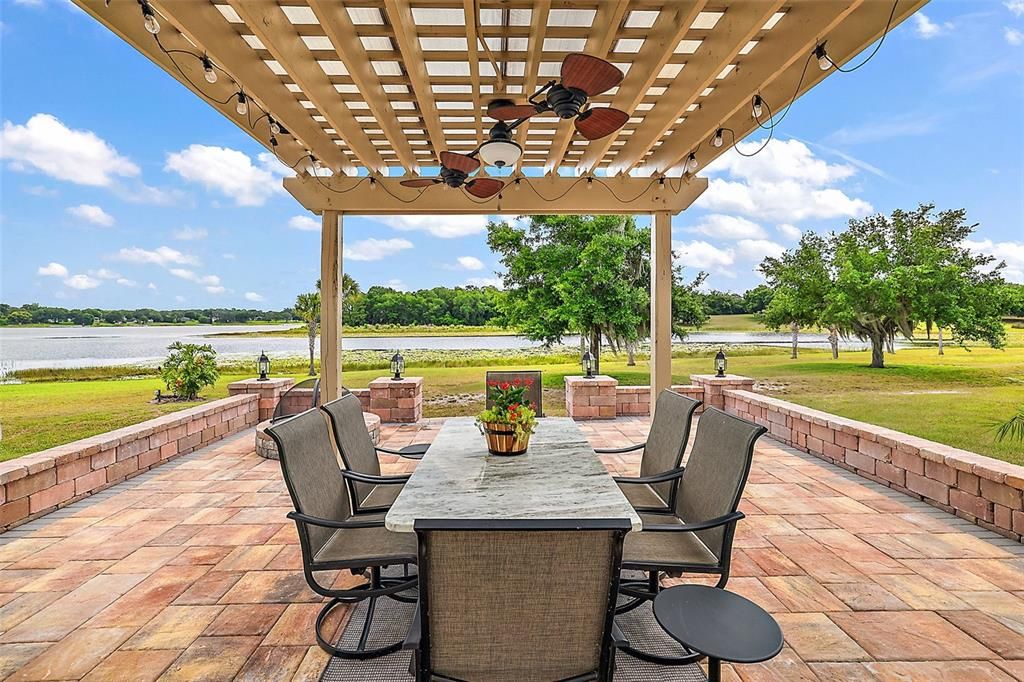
left=76, top=0, right=925, bottom=403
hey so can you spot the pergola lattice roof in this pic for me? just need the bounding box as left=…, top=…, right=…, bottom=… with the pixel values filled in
left=78, top=0, right=925, bottom=185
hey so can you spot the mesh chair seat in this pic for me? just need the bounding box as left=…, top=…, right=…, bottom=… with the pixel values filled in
left=359, top=484, right=402, bottom=512
left=314, top=525, right=418, bottom=568
left=620, top=483, right=670, bottom=512
left=623, top=514, right=718, bottom=569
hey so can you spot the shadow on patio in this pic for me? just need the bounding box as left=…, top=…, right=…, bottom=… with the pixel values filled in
left=1, top=419, right=1022, bottom=681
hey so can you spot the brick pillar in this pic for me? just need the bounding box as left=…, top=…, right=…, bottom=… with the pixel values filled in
left=565, top=375, right=618, bottom=420
left=227, top=378, right=295, bottom=422
left=689, top=374, right=755, bottom=412
left=368, top=377, right=423, bottom=423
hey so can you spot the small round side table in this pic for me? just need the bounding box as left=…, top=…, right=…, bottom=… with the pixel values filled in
left=653, top=584, right=783, bottom=682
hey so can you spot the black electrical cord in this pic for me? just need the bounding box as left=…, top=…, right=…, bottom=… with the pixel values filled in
left=826, top=0, right=900, bottom=73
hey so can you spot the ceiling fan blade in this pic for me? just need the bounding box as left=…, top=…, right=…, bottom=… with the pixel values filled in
left=561, top=53, right=624, bottom=97
left=464, top=178, right=504, bottom=198
left=487, top=102, right=541, bottom=121
left=440, top=151, right=481, bottom=174
left=400, top=178, right=440, bottom=188
left=575, top=107, right=630, bottom=140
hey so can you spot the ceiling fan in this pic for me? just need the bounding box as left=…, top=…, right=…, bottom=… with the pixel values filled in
left=399, top=151, right=505, bottom=198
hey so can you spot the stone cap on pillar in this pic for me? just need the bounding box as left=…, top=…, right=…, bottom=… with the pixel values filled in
left=227, top=377, right=295, bottom=394
left=564, top=375, right=618, bottom=387
left=690, top=374, right=755, bottom=386
left=368, top=376, right=424, bottom=389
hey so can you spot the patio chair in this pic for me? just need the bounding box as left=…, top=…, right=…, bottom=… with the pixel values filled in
left=486, top=369, right=544, bottom=416
left=616, top=408, right=766, bottom=663
left=600, top=390, right=701, bottom=514
left=405, top=518, right=631, bottom=682
left=266, top=408, right=417, bottom=659
left=322, top=394, right=411, bottom=515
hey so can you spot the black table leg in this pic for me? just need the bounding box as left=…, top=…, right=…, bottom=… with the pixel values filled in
left=707, top=657, right=721, bottom=682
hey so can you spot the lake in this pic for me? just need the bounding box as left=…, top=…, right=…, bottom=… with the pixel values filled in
left=0, top=325, right=877, bottom=370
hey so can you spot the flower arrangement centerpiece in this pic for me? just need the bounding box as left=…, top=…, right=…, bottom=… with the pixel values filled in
left=476, top=377, right=538, bottom=456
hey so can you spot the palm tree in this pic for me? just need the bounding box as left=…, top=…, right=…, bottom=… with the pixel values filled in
left=994, top=406, right=1024, bottom=444
left=293, top=291, right=320, bottom=376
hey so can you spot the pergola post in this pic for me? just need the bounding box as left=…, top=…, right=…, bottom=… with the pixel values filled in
left=650, top=211, right=673, bottom=414
left=320, top=210, right=343, bottom=402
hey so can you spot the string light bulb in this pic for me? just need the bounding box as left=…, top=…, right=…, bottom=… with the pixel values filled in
left=311, top=155, right=323, bottom=170
left=140, top=1, right=160, bottom=34
left=201, top=56, right=217, bottom=84
left=712, top=129, right=724, bottom=148
left=513, top=178, right=522, bottom=192
left=815, top=44, right=831, bottom=71
left=268, top=117, right=281, bottom=135
left=235, top=92, right=248, bottom=116
left=685, top=153, right=698, bottom=173
left=269, top=135, right=279, bottom=148
left=586, top=177, right=594, bottom=190
left=752, top=95, right=763, bottom=119
left=369, top=177, right=377, bottom=191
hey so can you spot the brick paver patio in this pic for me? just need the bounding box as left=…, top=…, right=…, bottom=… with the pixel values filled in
left=1, top=417, right=1022, bottom=681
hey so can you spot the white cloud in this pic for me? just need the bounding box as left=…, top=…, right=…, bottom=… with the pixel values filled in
left=381, top=278, right=408, bottom=291
left=169, top=268, right=221, bottom=286
left=0, top=114, right=139, bottom=186
left=113, top=245, right=198, bottom=266
left=826, top=113, right=940, bottom=146
left=172, top=227, right=208, bottom=241
left=965, top=239, right=1024, bottom=283
left=672, top=240, right=736, bottom=277
left=912, top=13, right=952, bottom=39
left=777, top=223, right=802, bottom=240
left=682, top=214, right=765, bottom=240
left=64, top=274, right=100, bottom=290
left=113, top=182, right=187, bottom=206
left=148, top=282, right=158, bottom=291
left=466, top=277, right=503, bottom=288
left=222, top=253, right=237, bottom=260
left=697, top=139, right=872, bottom=223
left=1008, top=0, right=1024, bottom=17
left=116, top=278, right=137, bottom=287
left=368, top=215, right=488, bottom=238
left=164, top=144, right=285, bottom=206
left=23, top=185, right=57, bottom=197
left=456, top=256, right=485, bottom=270
left=205, top=286, right=226, bottom=294
left=89, top=268, right=120, bottom=280
left=288, top=215, right=319, bottom=231
left=66, top=203, right=114, bottom=227
left=344, top=237, right=414, bottom=261
left=244, top=292, right=265, bottom=302
left=37, top=262, right=69, bottom=278
left=736, top=239, right=786, bottom=261
left=1005, top=27, right=1024, bottom=46
left=175, top=295, right=186, bottom=303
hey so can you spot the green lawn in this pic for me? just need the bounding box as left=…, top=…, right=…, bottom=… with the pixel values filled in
left=3, top=343, right=1021, bottom=465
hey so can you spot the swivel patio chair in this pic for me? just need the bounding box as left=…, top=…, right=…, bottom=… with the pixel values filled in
left=266, top=408, right=417, bottom=659
left=600, top=390, right=701, bottom=514
left=322, top=394, right=411, bottom=515
left=616, top=408, right=766, bottom=664
left=405, top=518, right=631, bottom=682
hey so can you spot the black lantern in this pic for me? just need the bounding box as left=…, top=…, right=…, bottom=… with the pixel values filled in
left=390, top=351, right=405, bottom=381
left=715, top=348, right=727, bottom=378
left=258, top=350, right=270, bottom=381
left=582, top=350, right=595, bottom=379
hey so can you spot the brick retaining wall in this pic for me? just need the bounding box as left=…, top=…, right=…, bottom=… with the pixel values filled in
left=613, top=385, right=705, bottom=416
left=0, top=394, right=259, bottom=531
left=724, top=389, right=1024, bottom=541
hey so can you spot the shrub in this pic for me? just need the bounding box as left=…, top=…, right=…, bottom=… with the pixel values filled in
left=161, top=342, right=219, bottom=400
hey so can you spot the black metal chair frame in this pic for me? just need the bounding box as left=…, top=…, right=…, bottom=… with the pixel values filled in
left=405, top=518, right=631, bottom=682
left=266, top=426, right=418, bottom=660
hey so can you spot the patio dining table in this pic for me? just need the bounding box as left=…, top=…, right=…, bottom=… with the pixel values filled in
left=385, top=417, right=642, bottom=532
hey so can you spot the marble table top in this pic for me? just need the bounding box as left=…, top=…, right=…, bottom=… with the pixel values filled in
left=385, top=417, right=642, bottom=533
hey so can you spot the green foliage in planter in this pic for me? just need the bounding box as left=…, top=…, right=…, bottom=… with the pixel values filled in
left=160, top=342, right=219, bottom=400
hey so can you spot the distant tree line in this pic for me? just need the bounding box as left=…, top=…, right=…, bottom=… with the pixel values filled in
left=699, top=285, right=774, bottom=315
left=0, top=304, right=295, bottom=326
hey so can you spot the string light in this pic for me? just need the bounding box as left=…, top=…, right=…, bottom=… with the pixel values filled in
left=270, top=135, right=279, bottom=148
left=311, top=155, right=323, bottom=170
left=815, top=44, right=831, bottom=71
left=201, top=56, right=217, bottom=84
left=140, top=1, right=160, bottom=34
left=712, top=129, right=724, bottom=148
left=268, top=116, right=281, bottom=135
left=752, top=95, right=763, bottom=119
left=513, top=178, right=522, bottom=192
left=235, top=92, right=248, bottom=116
left=586, top=177, right=594, bottom=190
left=369, top=177, right=377, bottom=191
left=685, top=153, right=698, bottom=173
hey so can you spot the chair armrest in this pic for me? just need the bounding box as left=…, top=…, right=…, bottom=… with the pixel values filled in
left=403, top=604, right=422, bottom=650
left=611, top=622, right=630, bottom=649
left=594, top=442, right=646, bottom=454
left=286, top=511, right=385, bottom=530
left=339, top=470, right=410, bottom=485
left=376, top=445, right=428, bottom=459
left=642, top=511, right=745, bottom=533
left=613, top=466, right=686, bottom=485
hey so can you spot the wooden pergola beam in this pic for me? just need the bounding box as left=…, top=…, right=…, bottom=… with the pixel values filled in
left=510, top=0, right=551, bottom=171
left=463, top=0, right=484, bottom=147
left=283, top=175, right=708, bottom=215
left=383, top=0, right=447, bottom=163
left=604, top=0, right=785, bottom=176
left=148, top=0, right=352, bottom=174
left=543, top=0, right=630, bottom=175
left=308, top=0, right=420, bottom=174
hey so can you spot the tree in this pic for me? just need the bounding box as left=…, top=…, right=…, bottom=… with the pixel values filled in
left=160, top=342, right=219, bottom=400
left=760, top=233, right=834, bottom=359
left=825, top=205, right=1006, bottom=368
left=293, top=290, right=320, bottom=376
left=742, top=284, right=774, bottom=313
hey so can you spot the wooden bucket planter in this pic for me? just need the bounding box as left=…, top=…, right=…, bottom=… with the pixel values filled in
left=480, top=422, right=531, bottom=456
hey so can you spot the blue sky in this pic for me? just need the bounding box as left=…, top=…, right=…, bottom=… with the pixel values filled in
left=1, top=0, right=1022, bottom=311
